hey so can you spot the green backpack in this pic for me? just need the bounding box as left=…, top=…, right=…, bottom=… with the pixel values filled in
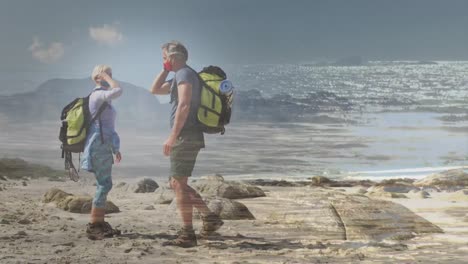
left=192, top=66, right=233, bottom=134
left=59, top=89, right=108, bottom=181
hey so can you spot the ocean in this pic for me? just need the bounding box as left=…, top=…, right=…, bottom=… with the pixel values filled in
left=1, top=61, right=467, bottom=181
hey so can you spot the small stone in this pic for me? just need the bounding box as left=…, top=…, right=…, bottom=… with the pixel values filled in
left=420, top=191, right=430, bottom=199
left=311, top=176, right=332, bottom=186
left=357, top=188, right=367, bottom=194
left=0, top=219, right=10, bottom=225
left=0, top=175, right=7, bottom=181
left=16, top=231, right=27, bottom=236
left=22, top=181, right=28, bottom=187
left=18, top=219, right=31, bottom=225
left=124, top=248, right=133, bottom=253
left=144, top=205, right=155, bottom=210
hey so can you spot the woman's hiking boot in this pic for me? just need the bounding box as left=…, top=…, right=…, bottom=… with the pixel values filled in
left=100, top=221, right=121, bottom=237
left=86, top=222, right=120, bottom=240
left=86, top=222, right=105, bottom=240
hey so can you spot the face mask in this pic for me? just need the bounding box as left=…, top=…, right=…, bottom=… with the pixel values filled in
left=100, top=80, right=110, bottom=88
left=163, top=60, right=173, bottom=72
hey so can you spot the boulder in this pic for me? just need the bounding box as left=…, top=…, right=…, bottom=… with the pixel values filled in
left=115, top=178, right=159, bottom=193
left=204, top=197, right=255, bottom=220
left=193, top=177, right=265, bottom=199
left=367, top=184, right=418, bottom=194
left=414, top=169, right=468, bottom=190
left=170, top=196, right=255, bottom=220
left=43, top=188, right=72, bottom=203
left=43, top=188, right=119, bottom=214
left=154, top=187, right=175, bottom=204
left=311, top=176, right=332, bottom=186
left=371, top=179, right=418, bottom=193
left=134, top=178, right=159, bottom=193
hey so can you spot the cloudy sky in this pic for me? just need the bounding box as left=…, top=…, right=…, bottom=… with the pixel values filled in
left=1, top=0, right=467, bottom=88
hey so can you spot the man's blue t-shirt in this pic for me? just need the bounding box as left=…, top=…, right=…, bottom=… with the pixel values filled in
left=169, top=66, right=204, bottom=146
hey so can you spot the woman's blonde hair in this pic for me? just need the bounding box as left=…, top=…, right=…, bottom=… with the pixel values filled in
left=91, top=64, right=112, bottom=81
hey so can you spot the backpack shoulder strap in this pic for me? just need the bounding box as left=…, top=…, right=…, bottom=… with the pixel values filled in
left=88, top=88, right=110, bottom=143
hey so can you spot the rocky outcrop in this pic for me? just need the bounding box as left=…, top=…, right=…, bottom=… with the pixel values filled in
left=414, top=169, right=468, bottom=191
left=193, top=176, right=266, bottom=199
left=43, top=188, right=119, bottom=214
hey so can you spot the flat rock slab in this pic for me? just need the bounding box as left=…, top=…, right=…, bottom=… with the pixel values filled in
left=280, top=188, right=442, bottom=241
left=43, top=188, right=119, bottom=214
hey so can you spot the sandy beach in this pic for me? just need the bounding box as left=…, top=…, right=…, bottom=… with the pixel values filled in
left=1, top=171, right=468, bottom=264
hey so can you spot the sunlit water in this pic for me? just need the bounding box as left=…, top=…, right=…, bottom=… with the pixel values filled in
left=1, top=112, right=466, bottom=182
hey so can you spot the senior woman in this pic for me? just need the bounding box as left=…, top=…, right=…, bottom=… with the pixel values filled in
left=81, top=65, right=123, bottom=240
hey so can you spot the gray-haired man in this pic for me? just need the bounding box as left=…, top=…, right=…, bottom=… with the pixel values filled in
left=150, top=41, right=223, bottom=248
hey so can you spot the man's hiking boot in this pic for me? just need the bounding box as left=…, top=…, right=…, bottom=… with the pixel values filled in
left=201, top=213, right=224, bottom=236
left=86, top=222, right=121, bottom=240
left=162, top=227, right=197, bottom=248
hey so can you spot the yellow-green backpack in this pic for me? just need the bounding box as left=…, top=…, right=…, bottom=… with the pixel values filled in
left=58, top=89, right=108, bottom=181
left=194, top=66, right=232, bottom=134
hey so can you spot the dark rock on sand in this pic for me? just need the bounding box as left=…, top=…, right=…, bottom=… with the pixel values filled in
left=0, top=175, right=7, bottom=181
left=204, top=197, right=255, bottom=220
left=309, top=176, right=375, bottom=188
left=43, top=188, right=119, bottom=214
left=17, top=219, right=31, bottom=225
left=311, top=176, right=332, bottom=186
left=244, top=179, right=310, bottom=187
left=193, top=176, right=266, bottom=199
left=144, top=205, right=155, bottom=210
left=134, top=178, right=159, bottom=193
left=115, top=178, right=159, bottom=193
left=414, top=169, right=468, bottom=191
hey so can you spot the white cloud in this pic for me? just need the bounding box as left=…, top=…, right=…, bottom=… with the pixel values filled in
left=89, top=24, right=123, bottom=46
left=28, top=37, right=64, bottom=64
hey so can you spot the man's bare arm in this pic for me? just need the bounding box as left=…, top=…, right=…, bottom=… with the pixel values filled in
left=150, top=70, right=171, bottom=95
left=170, top=82, right=192, bottom=139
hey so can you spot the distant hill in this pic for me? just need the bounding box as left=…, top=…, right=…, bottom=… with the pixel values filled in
left=0, top=77, right=357, bottom=125
left=0, top=78, right=170, bottom=127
